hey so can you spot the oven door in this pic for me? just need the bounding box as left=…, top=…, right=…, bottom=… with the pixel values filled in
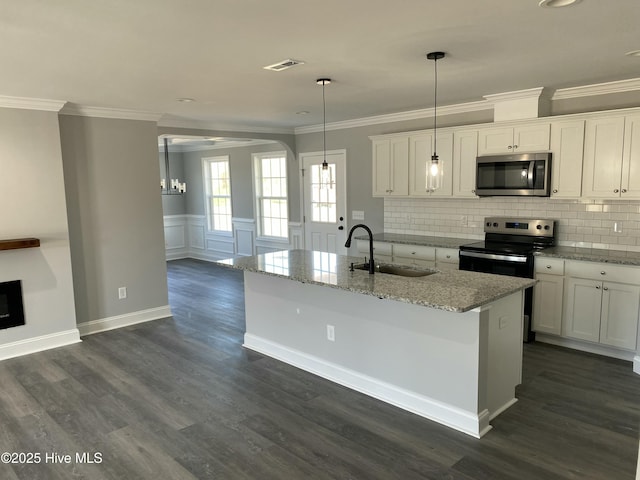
left=458, top=250, right=533, bottom=278
left=459, top=250, right=535, bottom=342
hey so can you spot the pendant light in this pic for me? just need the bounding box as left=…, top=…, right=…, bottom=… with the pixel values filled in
left=426, top=51, right=445, bottom=192
left=160, top=137, right=186, bottom=195
left=317, top=78, right=334, bottom=190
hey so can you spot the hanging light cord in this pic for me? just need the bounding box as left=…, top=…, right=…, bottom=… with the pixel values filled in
left=433, top=57, right=438, bottom=158
left=322, top=81, right=327, bottom=167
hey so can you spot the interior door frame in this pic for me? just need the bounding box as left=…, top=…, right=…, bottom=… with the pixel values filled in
left=299, top=149, right=348, bottom=254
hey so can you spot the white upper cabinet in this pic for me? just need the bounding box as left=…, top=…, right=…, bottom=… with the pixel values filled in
left=477, top=123, right=550, bottom=156
left=372, top=137, right=409, bottom=196
left=621, top=114, right=640, bottom=198
left=453, top=129, right=479, bottom=197
left=549, top=120, right=585, bottom=198
left=582, top=115, right=631, bottom=199
left=408, top=132, right=453, bottom=197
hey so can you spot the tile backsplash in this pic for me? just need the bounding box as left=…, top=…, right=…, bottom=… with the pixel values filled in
left=384, top=197, right=640, bottom=252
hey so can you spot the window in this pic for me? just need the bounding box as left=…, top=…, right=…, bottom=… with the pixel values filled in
left=253, top=152, right=288, bottom=239
left=203, top=156, right=232, bottom=232
left=310, top=163, right=337, bottom=223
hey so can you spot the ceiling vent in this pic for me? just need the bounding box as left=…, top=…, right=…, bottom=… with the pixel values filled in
left=263, top=59, right=305, bottom=72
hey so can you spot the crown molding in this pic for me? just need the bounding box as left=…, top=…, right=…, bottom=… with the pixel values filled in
left=158, top=139, right=278, bottom=153
left=158, top=116, right=294, bottom=135
left=0, top=95, right=66, bottom=112
left=60, top=104, right=162, bottom=121
left=483, top=87, right=547, bottom=104
left=295, top=100, right=492, bottom=135
left=552, top=77, right=640, bottom=100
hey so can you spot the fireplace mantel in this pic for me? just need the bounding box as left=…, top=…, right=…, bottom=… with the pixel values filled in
left=0, top=238, right=41, bottom=251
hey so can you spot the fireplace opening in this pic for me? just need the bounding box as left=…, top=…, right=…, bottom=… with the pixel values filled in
left=0, top=280, right=25, bottom=329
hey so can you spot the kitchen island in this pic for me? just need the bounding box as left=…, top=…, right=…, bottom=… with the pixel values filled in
left=217, top=249, right=535, bottom=438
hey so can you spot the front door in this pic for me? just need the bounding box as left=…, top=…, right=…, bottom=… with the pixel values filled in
left=301, top=150, right=347, bottom=254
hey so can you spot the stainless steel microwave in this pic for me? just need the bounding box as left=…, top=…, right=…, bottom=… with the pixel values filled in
left=475, top=152, right=552, bottom=197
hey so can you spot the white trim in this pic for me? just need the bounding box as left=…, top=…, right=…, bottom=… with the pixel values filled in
left=158, top=115, right=294, bottom=135
left=60, top=104, right=162, bottom=121
left=295, top=100, right=491, bottom=134
left=77, top=305, right=172, bottom=336
left=173, top=139, right=279, bottom=152
left=0, top=95, right=66, bottom=112
left=483, top=87, right=547, bottom=103
left=552, top=77, right=640, bottom=100
left=244, top=334, right=490, bottom=438
left=535, top=333, right=636, bottom=362
left=0, top=329, right=81, bottom=361
left=634, top=355, right=640, bottom=375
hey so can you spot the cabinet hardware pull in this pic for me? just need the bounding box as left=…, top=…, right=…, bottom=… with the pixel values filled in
left=546, top=265, right=552, bottom=269
left=446, top=255, right=451, bottom=259
left=596, top=285, right=601, bottom=289
left=553, top=189, right=558, bottom=193
left=513, top=145, right=518, bottom=149
left=600, top=271, right=606, bottom=275
left=507, top=145, right=513, bottom=149
left=622, top=189, right=627, bottom=193
left=614, top=189, right=619, bottom=193
left=411, top=252, right=416, bottom=255
left=603, top=287, right=609, bottom=291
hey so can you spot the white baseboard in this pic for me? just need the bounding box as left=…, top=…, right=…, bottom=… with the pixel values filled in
left=77, top=305, right=172, bottom=336
left=634, top=355, right=639, bottom=376
left=0, top=329, right=81, bottom=361
left=243, top=333, right=490, bottom=438
left=535, top=333, right=636, bottom=362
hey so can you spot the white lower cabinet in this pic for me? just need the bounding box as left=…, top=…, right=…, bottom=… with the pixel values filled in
left=532, top=273, right=564, bottom=335
left=562, top=261, right=640, bottom=351
left=393, top=243, right=436, bottom=268
left=435, top=247, right=459, bottom=270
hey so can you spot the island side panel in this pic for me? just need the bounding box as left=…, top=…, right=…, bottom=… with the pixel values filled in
left=242, top=271, right=491, bottom=437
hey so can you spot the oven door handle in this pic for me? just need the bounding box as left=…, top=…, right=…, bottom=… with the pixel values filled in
left=459, top=250, right=529, bottom=263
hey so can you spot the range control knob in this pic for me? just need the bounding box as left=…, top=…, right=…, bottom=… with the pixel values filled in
left=536, top=225, right=542, bottom=230
left=544, top=225, right=550, bottom=230
left=486, top=222, right=491, bottom=227
left=493, top=222, right=498, bottom=227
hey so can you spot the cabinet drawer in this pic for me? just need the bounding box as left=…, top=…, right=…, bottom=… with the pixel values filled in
left=436, top=248, right=459, bottom=264
left=393, top=243, right=436, bottom=260
left=535, top=257, right=565, bottom=276
left=356, top=240, right=393, bottom=257
left=565, top=260, right=639, bottom=284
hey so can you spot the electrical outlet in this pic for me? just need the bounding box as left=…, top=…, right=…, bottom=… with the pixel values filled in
left=614, top=222, right=623, bottom=233
left=118, top=287, right=127, bottom=300
left=326, top=324, right=335, bottom=342
left=499, top=316, right=508, bottom=329
left=461, top=215, right=468, bottom=226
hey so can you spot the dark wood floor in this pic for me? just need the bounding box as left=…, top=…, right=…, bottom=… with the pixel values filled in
left=1, top=258, right=639, bottom=479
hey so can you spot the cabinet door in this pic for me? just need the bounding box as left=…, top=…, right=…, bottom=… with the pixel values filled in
left=372, top=139, right=391, bottom=196
left=408, top=133, right=432, bottom=197
left=372, top=138, right=408, bottom=196
left=453, top=129, right=479, bottom=197
left=550, top=120, right=585, bottom=198
left=513, top=124, right=550, bottom=152
left=582, top=116, right=625, bottom=198
left=532, top=273, right=564, bottom=335
left=599, top=282, right=640, bottom=350
left=563, top=277, right=602, bottom=343
left=477, top=127, right=513, bottom=155
left=409, top=132, right=453, bottom=197
left=621, top=114, right=640, bottom=199
left=429, top=132, right=453, bottom=197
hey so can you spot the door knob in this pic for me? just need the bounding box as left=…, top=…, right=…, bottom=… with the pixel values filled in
left=338, top=226, right=344, bottom=230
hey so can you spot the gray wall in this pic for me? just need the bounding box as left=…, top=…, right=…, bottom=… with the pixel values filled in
left=0, top=107, right=77, bottom=344
left=60, top=115, right=169, bottom=323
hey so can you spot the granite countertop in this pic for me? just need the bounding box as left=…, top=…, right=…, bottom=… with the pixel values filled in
left=217, top=249, right=535, bottom=313
left=355, top=233, right=472, bottom=249
left=536, top=246, right=640, bottom=266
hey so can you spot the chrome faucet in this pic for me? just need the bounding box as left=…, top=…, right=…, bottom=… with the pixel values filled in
left=344, top=224, right=375, bottom=274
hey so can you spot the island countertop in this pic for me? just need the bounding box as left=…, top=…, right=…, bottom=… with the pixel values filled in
left=217, top=249, right=535, bottom=313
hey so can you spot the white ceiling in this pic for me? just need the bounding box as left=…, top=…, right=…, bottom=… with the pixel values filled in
left=2, top=0, right=639, bottom=132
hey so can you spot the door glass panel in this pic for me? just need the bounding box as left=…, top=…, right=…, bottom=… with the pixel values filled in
left=310, top=164, right=337, bottom=223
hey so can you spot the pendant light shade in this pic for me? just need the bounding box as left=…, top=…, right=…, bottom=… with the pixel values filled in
left=317, top=78, right=334, bottom=190
left=426, top=51, right=445, bottom=192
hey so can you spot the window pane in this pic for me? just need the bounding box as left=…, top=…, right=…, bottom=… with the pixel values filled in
left=254, top=154, right=288, bottom=239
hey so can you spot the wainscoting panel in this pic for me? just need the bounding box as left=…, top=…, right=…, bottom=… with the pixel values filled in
left=233, top=218, right=256, bottom=257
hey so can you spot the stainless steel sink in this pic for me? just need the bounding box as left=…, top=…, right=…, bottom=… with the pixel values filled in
left=352, top=263, right=435, bottom=277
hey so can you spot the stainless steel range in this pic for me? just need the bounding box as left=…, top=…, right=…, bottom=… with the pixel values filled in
left=458, top=217, right=556, bottom=342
